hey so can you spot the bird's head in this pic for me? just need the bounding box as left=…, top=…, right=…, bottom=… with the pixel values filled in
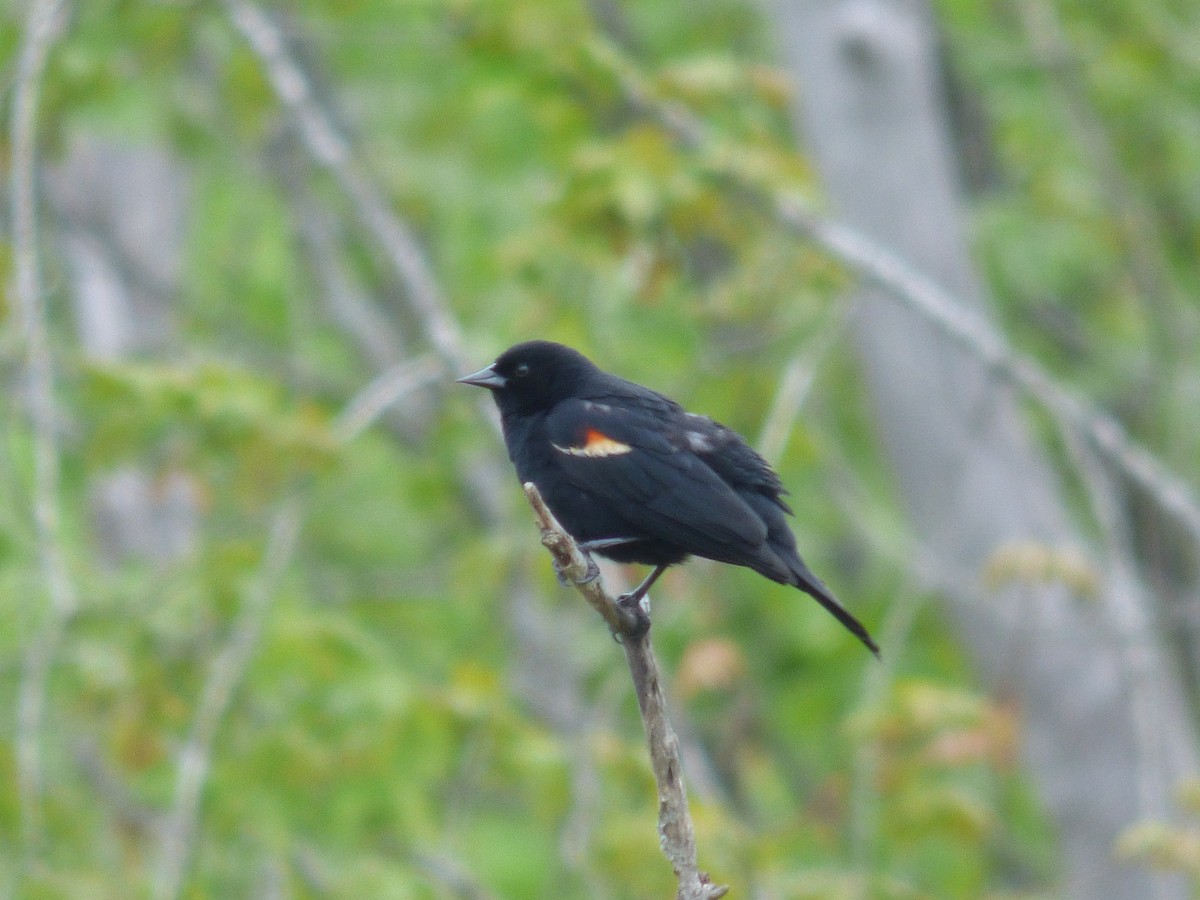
left=457, top=340, right=599, bottom=416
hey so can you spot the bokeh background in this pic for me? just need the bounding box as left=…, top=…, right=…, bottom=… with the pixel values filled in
left=3, top=0, right=1200, bottom=897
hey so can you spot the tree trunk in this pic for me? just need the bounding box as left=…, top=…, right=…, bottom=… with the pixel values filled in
left=771, top=1, right=1196, bottom=896
left=48, top=136, right=199, bottom=565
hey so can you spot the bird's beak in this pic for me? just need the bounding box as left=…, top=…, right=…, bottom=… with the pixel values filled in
left=456, top=364, right=507, bottom=390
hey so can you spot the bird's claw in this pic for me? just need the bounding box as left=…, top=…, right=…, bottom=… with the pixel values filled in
left=554, top=555, right=600, bottom=587
left=580, top=556, right=601, bottom=584
left=614, top=591, right=652, bottom=640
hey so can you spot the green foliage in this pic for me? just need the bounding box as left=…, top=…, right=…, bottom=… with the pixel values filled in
left=938, top=0, right=1200, bottom=461
left=82, top=361, right=335, bottom=482
left=3, top=0, right=1193, bottom=896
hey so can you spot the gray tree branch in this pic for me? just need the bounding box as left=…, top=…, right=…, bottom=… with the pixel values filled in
left=9, top=0, right=75, bottom=864
left=154, top=495, right=305, bottom=900
left=772, top=195, right=1200, bottom=553
left=523, top=483, right=728, bottom=900
left=332, top=354, right=444, bottom=444
left=221, top=0, right=465, bottom=375
left=153, top=342, right=499, bottom=897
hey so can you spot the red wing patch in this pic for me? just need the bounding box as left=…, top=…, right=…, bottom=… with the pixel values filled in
left=553, top=427, right=634, bottom=457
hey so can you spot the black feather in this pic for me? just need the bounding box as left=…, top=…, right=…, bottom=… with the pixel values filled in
left=460, top=340, right=879, bottom=656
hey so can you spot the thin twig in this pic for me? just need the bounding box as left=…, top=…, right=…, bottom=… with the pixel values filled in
left=153, top=496, right=305, bottom=900
left=756, top=301, right=854, bottom=463
left=10, top=0, right=74, bottom=863
left=586, top=37, right=1200, bottom=557
left=332, top=354, right=443, bottom=443
left=523, top=484, right=728, bottom=900
left=776, top=198, right=1200, bottom=549
left=1059, top=419, right=1172, bottom=819
left=223, top=0, right=513, bottom=453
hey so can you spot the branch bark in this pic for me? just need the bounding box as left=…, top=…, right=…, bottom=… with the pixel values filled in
left=523, top=484, right=728, bottom=900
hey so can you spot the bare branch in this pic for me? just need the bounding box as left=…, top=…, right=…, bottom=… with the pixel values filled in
left=524, top=484, right=644, bottom=638
left=756, top=301, right=853, bottom=462
left=332, top=354, right=443, bottom=443
left=776, top=198, right=1200, bottom=550
left=153, top=496, right=305, bottom=900
left=74, top=741, right=162, bottom=835
left=522, top=484, right=728, bottom=900
left=9, top=0, right=74, bottom=863
left=221, top=0, right=465, bottom=374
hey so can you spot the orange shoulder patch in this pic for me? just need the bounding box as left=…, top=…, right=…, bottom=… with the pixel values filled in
left=553, top=427, right=633, bottom=457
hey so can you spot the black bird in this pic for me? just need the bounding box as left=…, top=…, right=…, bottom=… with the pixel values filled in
left=458, top=340, right=878, bottom=656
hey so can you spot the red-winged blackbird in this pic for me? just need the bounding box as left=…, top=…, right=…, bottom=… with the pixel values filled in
left=459, top=340, right=878, bottom=656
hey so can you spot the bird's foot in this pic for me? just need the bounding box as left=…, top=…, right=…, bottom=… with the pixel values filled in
left=553, top=554, right=600, bottom=587
left=613, top=590, right=652, bottom=641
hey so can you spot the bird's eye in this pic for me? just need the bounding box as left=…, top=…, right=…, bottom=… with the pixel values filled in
left=514, top=363, right=530, bottom=378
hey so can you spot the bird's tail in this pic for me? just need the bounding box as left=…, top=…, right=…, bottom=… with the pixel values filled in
left=745, top=492, right=879, bottom=657
left=790, top=560, right=880, bottom=658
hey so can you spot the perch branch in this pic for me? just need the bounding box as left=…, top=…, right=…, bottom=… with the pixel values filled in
left=524, top=484, right=642, bottom=638
left=522, top=483, right=728, bottom=900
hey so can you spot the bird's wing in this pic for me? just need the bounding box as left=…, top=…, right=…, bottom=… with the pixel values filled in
left=679, top=413, right=793, bottom=514
left=543, top=398, right=769, bottom=560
